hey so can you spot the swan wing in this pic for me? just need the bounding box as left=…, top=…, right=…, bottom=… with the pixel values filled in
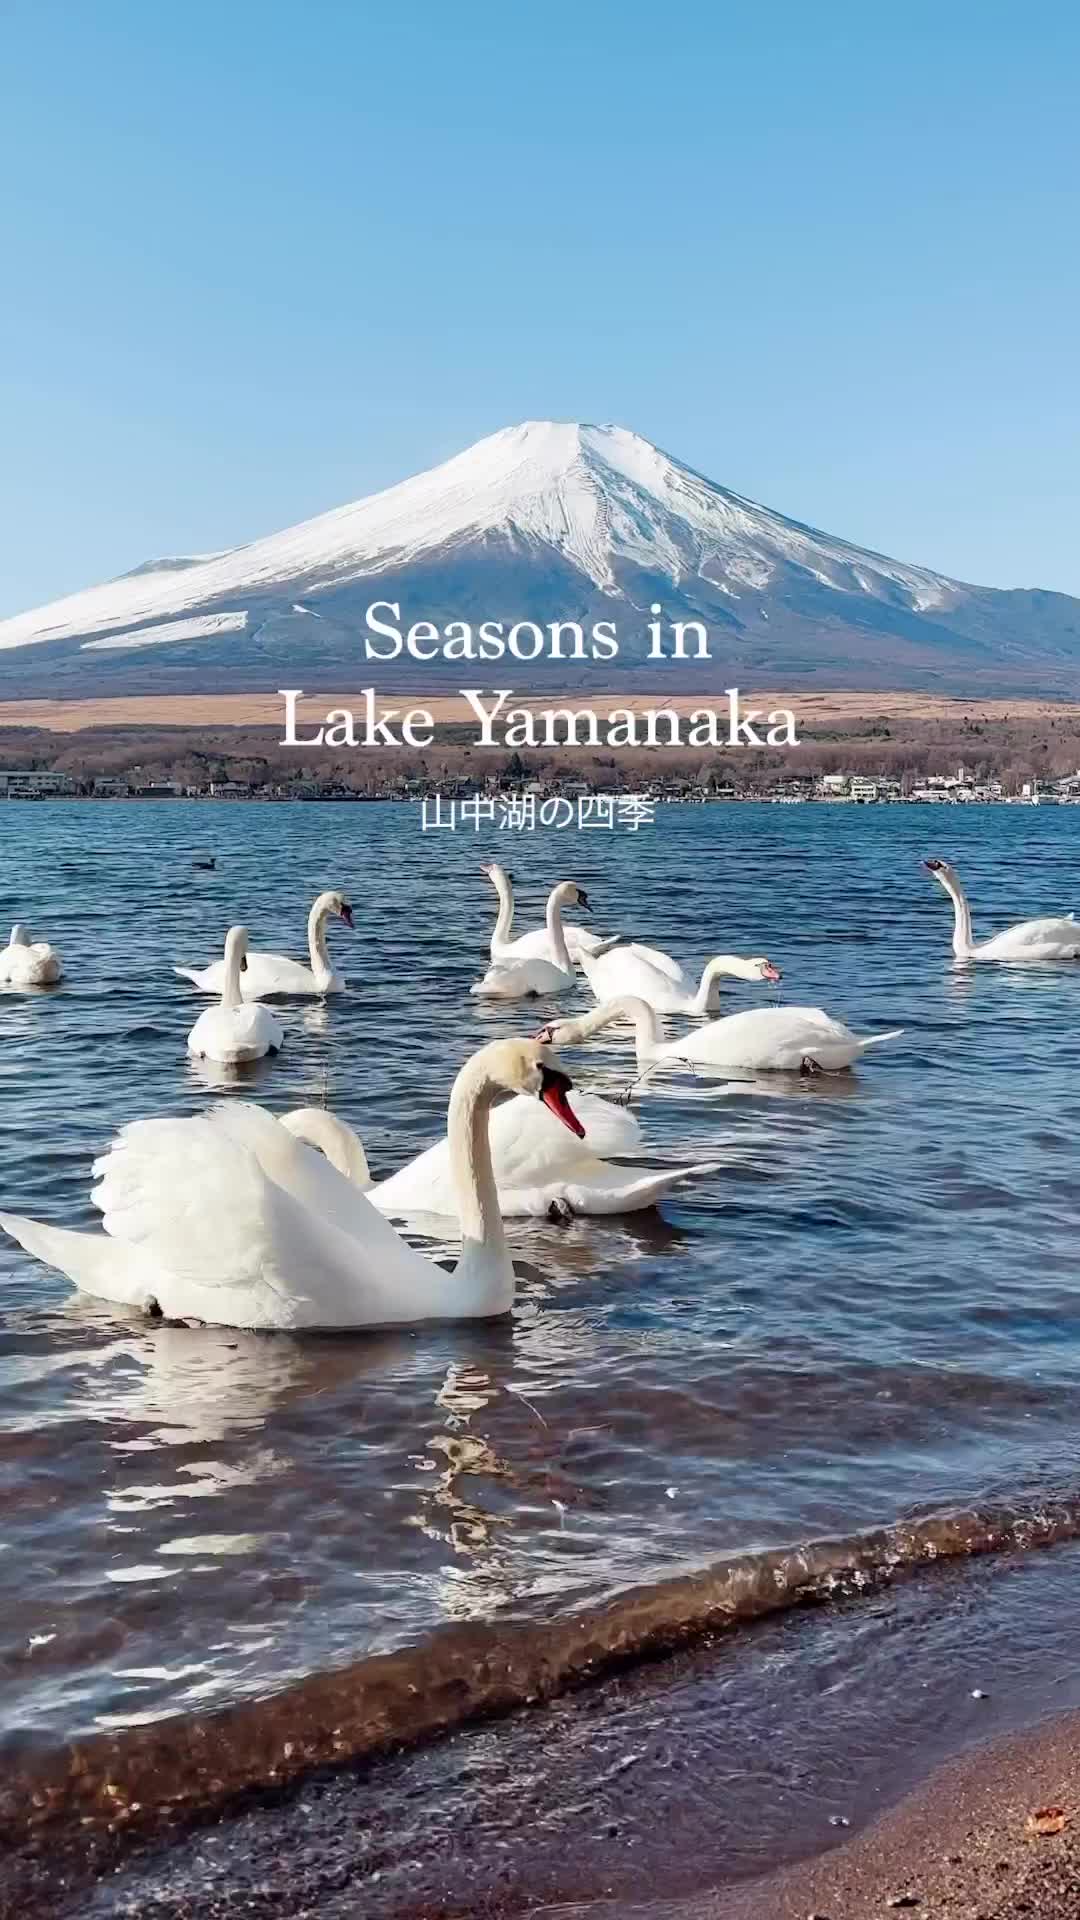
left=486, top=1092, right=642, bottom=1185
left=369, top=1093, right=643, bottom=1216
left=470, top=957, right=573, bottom=998
left=671, top=1006, right=861, bottom=1071
left=581, top=944, right=689, bottom=1011
left=624, top=941, right=686, bottom=982
left=0, top=1210, right=158, bottom=1308
left=174, top=953, right=335, bottom=996
left=173, top=963, right=219, bottom=991
left=495, top=925, right=608, bottom=963
left=978, top=916, right=1080, bottom=958
left=87, top=1107, right=442, bottom=1328
left=240, top=953, right=333, bottom=995
left=186, top=1003, right=284, bottom=1060
left=0, top=945, right=62, bottom=986
left=508, top=1159, right=722, bottom=1217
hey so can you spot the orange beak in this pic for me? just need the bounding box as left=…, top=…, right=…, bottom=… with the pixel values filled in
left=539, top=1065, right=585, bottom=1138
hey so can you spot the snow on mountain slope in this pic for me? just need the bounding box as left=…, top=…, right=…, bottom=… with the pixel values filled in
left=2, top=422, right=1078, bottom=695
left=0, top=422, right=959, bottom=652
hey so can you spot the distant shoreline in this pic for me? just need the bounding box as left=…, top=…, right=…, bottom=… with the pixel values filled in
left=3, top=686, right=1080, bottom=733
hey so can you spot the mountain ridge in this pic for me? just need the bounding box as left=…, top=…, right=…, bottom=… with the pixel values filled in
left=3, top=421, right=1079, bottom=698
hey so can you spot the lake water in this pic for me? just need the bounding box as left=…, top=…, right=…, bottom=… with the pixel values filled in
left=2, top=798, right=1080, bottom=1783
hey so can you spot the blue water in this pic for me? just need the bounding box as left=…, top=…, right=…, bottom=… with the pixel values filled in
left=1, top=798, right=1079, bottom=1749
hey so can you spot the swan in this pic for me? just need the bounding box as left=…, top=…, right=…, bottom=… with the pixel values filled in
left=540, top=995, right=903, bottom=1074
left=175, top=890, right=354, bottom=997
left=579, top=943, right=781, bottom=1015
left=186, top=927, right=285, bottom=1064
left=0, top=924, right=63, bottom=987
left=281, top=1089, right=718, bottom=1220
left=0, top=1039, right=586, bottom=1329
left=923, top=858, right=1080, bottom=961
left=471, top=883, right=591, bottom=998
left=482, top=862, right=609, bottom=962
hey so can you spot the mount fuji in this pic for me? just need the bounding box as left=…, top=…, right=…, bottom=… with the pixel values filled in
left=4, top=421, right=1079, bottom=698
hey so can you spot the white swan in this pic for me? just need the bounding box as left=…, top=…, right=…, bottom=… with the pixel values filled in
left=186, top=927, right=285, bottom=1064
left=540, top=995, right=903, bottom=1074
left=924, top=858, right=1080, bottom=961
left=281, top=1089, right=717, bottom=1220
left=175, top=890, right=354, bottom=996
left=579, top=943, right=781, bottom=1015
left=0, top=923, right=63, bottom=987
left=483, top=862, right=609, bottom=962
left=471, top=883, right=590, bottom=998
left=0, top=1039, right=585, bottom=1329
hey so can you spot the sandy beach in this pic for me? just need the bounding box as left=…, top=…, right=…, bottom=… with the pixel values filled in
left=715, top=1709, right=1080, bottom=1920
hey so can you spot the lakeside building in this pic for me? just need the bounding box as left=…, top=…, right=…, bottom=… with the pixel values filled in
left=0, top=770, right=75, bottom=797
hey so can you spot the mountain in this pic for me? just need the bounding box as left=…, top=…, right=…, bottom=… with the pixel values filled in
left=3, top=421, right=1079, bottom=698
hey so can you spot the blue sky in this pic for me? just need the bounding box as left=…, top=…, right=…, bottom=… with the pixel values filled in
left=2, top=1, right=1078, bottom=615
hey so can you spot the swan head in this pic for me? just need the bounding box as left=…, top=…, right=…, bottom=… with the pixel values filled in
left=315, top=890, right=354, bottom=929
left=923, top=858, right=955, bottom=892
left=480, top=861, right=513, bottom=887
left=553, top=881, right=592, bottom=914
left=714, top=955, right=781, bottom=983
left=479, top=1037, right=585, bottom=1138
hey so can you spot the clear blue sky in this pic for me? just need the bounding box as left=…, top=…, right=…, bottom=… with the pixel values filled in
left=2, top=0, right=1078, bottom=615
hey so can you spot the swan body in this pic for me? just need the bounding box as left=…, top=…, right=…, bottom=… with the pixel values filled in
left=482, top=862, right=609, bottom=962
left=471, top=882, right=590, bottom=998
left=924, top=859, right=1080, bottom=961
left=0, top=923, right=63, bottom=987
left=579, top=944, right=781, bottom=1015
left=186, top=927, right=284, bottom=1063
left=542, top=996, right=903, bottom=1074
left=282, top=1089, right=717, bottom=1219
left=176, top=891, right=354, bottom=996
left=0, top=1040, right=583, bottom=1329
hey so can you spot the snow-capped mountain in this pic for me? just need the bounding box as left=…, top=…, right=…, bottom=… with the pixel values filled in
left=4, top=422, right=1079, bottom=696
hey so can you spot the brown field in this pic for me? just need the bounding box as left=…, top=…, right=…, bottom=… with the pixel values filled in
left=2, top=688, right=1079, bottom=734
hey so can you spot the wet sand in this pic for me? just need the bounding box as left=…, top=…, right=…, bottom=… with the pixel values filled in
left=715, top=1709, right=1080, bottom=1920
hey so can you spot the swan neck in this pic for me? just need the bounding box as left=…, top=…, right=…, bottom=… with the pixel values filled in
left=448, top=1057, right=511, bottom=1292
left=280, top=1108, right=371, bottom=1186
left=545, top=888, right=571, bottom=972
left=307, top=898, right=334, bottom=982
left=222, top=939, right=245, bottom=1009
left=489, top=868, right=514, bottom=953
left=943, top=872, right=974, bottom=955
left=568, top=996, right=661, bottom=1063
left=694, top=956, right=740, bottom=1013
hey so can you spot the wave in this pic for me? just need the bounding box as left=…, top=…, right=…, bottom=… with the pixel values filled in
left=6, top=1487, right=1080, bottom=1846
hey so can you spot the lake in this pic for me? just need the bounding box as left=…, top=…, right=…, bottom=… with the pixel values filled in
left=2, top=796, right=1079, bottom=1794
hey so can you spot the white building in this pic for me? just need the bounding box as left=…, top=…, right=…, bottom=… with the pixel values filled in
left=0, top=769, right=74, bottom=797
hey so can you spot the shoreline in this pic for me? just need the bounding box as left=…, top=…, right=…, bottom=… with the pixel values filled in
left=8, top=1531, right=1080, bottom=1916
left=712, top=1707, right=1080, bottom=1920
